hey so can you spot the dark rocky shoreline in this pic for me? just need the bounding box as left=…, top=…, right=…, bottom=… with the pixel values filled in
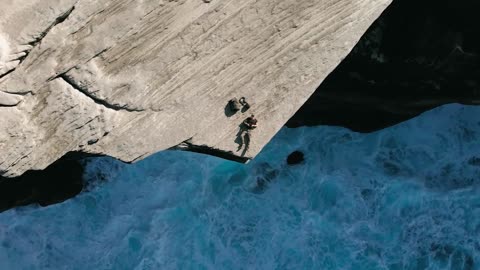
left=288, top=0, right=480, bottom=131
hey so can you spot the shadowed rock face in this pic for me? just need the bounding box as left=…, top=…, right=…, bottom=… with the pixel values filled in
left=0, top=153, right=85, bottom=212
left=288, top=0, right=480, bottom=132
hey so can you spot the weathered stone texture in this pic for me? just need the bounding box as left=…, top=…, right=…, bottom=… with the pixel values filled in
left=0, top=0, right=391, bottom=177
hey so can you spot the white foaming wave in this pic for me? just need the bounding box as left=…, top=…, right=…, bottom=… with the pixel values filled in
left=0, top=104, right=479, bottom=270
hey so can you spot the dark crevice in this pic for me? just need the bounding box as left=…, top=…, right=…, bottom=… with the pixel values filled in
left=90, top=48, right=109, bottom=61
left=2, top=91, right=32, bottom=96
left=287, top=0, right=480, bottom=132
left=0, top=100, right=21, bottom=107
left=59, top=74, right=144, bottom=112
left=0, top=67, right=15, bottom=80
left=0, top=152, right=88, bottom=213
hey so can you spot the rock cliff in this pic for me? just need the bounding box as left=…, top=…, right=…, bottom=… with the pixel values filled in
left=0, top=0, right=391, bottom=177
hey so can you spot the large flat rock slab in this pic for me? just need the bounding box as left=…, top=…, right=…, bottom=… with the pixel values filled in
left=0, top=0, right=391, bottom=177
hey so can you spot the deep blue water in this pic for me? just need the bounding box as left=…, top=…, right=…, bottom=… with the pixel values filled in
left=1, top=104, right=480, bottom=270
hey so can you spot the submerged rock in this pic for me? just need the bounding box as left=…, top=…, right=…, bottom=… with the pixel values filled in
left=287, top=151, right=305, bottom=165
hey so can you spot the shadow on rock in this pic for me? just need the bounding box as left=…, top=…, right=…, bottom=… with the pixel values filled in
left=0, top=152, right=89, bottom=213
left=235, top=123, right=251, bottom=157
left=224, top=102, right=237, bottom=117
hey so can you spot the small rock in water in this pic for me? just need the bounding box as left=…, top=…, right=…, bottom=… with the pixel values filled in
left=287, top=150, right=304, bottom=165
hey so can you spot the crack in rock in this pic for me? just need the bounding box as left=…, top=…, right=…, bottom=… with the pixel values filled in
left=24, top=6, right=76, bottom=60
left=0, top=90, right=23, bottom=106
left=59, top=74, right=144, bottom=112
left=0, top=5, right=76, bottom=79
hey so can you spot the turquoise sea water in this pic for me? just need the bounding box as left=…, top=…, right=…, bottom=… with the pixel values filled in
left=1, top=104, right=480, bottom=270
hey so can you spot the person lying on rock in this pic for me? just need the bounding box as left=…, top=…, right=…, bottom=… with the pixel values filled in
left=243, top=114, right=258, bottom=129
